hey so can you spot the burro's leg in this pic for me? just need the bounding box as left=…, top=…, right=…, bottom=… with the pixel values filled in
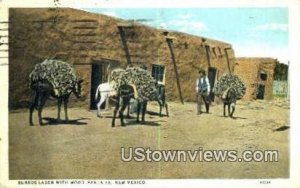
left=223, top=103, right=226, bottom=117
left=97, top=93, right=107, bottom=118
left=136, top=101, right=141, bottom=123
left=29, top=92, right=37, bottom=126
left=165, top=102, right=169, bottom=117
left=112, top=98, right=120, bottom=127
left=230, top=102, right=236, bottom=118
left=119, top=103, right=127, bottom=127
left=227, top=103, right=230, bottom=118
left=37, top=94, right=47, bottom=126
left=57, top=98, right=62, bottom=121
left=63, top=97, right=69, bottom=121
left=38, top=107, right=43, bottom=125
left=157, top=99, right=163, bottom=117
left=126, top=101, right=130, bottom=118
left=141, top=102, right=147, bottom=124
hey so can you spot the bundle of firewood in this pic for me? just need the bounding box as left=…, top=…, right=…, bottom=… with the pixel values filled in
left=110, top=67, right=157, bottom=101
left=29, top=59, right=78, bottom=97
left=213, top=74, right=246, bottom=100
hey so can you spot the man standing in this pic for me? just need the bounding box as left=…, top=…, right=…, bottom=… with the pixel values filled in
left=196, top=69, right=211, bottom=114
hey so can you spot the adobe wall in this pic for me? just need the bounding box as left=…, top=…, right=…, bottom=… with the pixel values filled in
left=234, top=58, right=276, bottom=100
left=9, top=8, right=235, bottom=109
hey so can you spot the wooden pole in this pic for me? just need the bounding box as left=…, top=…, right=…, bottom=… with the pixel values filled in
left=117, top=26, right=132, bottom=65
left=204, top=44, right=211, bottom=68
left=166, top=37, right=184, bottom=104
left=224, top=48, right=231, bottom=74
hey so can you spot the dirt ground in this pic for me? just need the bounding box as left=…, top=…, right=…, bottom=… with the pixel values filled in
left=9, top=99, right=289, bottom=179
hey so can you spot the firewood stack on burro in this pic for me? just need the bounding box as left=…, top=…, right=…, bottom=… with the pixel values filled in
left=95, top=67, right=169, bottom=118
left=29, top=59, right=83, bottom=125
left=110, top=67, right=163, bottom=127
left=111, top=67, right=158, bottom=101
left=213, top=74, right=246, bottom=118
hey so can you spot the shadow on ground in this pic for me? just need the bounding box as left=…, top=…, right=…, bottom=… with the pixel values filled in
left=42, top=117, right=89, bottom=125
left=125, top=120, right=162, bottom=126
left=216, top=115, right=247, bottom=120
left=147, top=110, right=168, bottom=117
left=274, top=125, right=290, bottom=132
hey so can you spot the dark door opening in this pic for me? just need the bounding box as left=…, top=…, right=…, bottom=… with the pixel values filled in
left=89, top=59, right=120, bottom=110
left=90, top=63, right=104, bottom=110
left=257, top=84, right=265, bottom=100
left=208, top=67, right=217, bottom=101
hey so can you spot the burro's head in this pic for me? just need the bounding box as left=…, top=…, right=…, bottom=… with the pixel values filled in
left=148, top=83, right=159, bottom=101
left=73, top=78, right=84, bottom=98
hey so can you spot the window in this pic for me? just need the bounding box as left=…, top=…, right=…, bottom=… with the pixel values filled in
left=152, top=64, right=165, bottom=82
left=260, top=71, right=268, bottom=81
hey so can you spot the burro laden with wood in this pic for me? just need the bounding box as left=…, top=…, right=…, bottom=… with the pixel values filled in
left=111, top=67, right=165, bottom=127
left=213, top=74, right=246, bottom=118
left=29, top=59, right=83, bottom=126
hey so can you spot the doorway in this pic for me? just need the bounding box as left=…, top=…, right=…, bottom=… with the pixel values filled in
left=257, top=84, right=265, bottom=100
left=90, top=63, right=104, bottom=110
left=208, top=67, right=217, bottom=101
left=89, top=59, right=120, bottom=110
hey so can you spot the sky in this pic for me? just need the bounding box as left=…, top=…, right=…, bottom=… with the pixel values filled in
left=85, top=8, right=288, bottom=63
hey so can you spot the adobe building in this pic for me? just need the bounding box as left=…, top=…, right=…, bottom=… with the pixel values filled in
left=9, top=8, right=235, bottom=109
left=234, top=57, right=277, bottom=100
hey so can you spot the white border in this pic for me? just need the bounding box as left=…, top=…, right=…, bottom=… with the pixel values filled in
left=0, top=0, right=295, bottom=8
left=1, top=0, right=299, bottom=188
